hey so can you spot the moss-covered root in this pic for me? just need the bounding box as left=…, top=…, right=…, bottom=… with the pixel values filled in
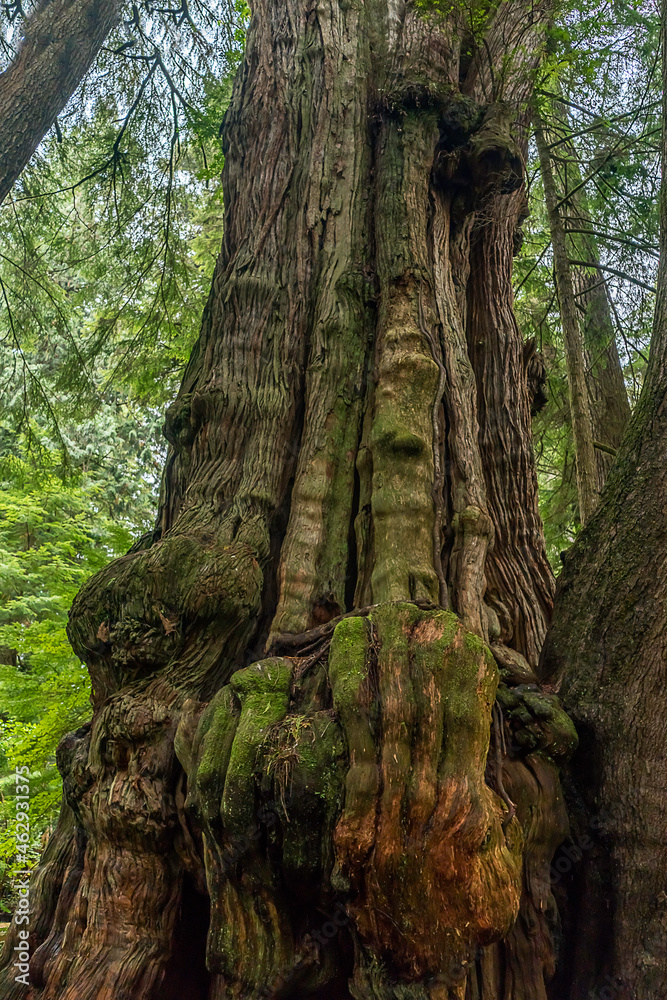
left=265, top=710, right=347, bottom=888
left=496, top=683, right=578, bottom=762
left=181, top=657, right=342, bottom=998
left=369, top=114, right=444, bottom=608
left=328, top=614, right=379, bottom=878
left=462, top=680, right=576, bottom=997
left=183, top=658, right=304, bottom=996
left=329, top=603, right=523, bottom=980
left=368, top=271, right=442, bottom=605
left=178, top=654, right=350, bottom=999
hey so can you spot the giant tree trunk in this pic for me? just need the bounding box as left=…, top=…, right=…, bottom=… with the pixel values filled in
left=540, top=13, right=667, bottom=997
left=0, top=2, right=579, bottom=999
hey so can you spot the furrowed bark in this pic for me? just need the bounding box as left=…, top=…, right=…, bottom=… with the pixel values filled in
left=0, top=0, right=121, bottom=205
left=466, top=181, right=555, bottom=668
left=0, top=798, right=80, bottom=1000
left=0, top=2, right=580, bottom=999
left=541, top=281, right=667, bottom=999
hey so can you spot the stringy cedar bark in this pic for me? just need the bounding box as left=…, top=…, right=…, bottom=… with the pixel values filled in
left=0, top=2, right=580, bottom=999
left=467, top=183, right=555, bottom=667
left=540, top=301, right=667, bottom=999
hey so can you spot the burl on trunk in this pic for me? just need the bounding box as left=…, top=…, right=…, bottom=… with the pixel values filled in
left=0, top=2, right=578, bottom=999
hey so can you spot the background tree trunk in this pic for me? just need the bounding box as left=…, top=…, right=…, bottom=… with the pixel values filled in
left=534, top=109, right=598, bottom=525
left=540, top=10, right=667, bottom=995
left=0, top=0, right=121, bottom=205
left=0, top=2, right=582, bottom=999
left=546, top=93, right=631, bottom=489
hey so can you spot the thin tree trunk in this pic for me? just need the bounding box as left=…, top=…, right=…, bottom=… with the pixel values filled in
left=540, top=9, right=667, bottom=994
left=0, top=0, right=121, bottom=205
left=548, top=93, right=631, bottom=487
left=0, top=3, right=578, bottom=999
left=534, top=108, right=598, bottom=526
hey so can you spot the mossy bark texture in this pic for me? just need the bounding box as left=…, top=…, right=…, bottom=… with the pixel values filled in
left=0, top=2, right=578, bottom=999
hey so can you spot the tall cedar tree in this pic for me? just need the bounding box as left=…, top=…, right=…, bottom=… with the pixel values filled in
left=0, top=1, right=664, bottom=999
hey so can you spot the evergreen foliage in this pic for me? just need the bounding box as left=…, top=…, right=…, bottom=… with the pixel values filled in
left=515, top=0, right=660, bottom=563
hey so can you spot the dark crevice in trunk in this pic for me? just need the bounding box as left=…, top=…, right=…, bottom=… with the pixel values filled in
left=160, top=875, right=211, bottom=1000
left=546, top=730, right=618, bottom=1000
left=345, top=460, right=362, bottom=613
left=244, top=466, right=299, bottom=665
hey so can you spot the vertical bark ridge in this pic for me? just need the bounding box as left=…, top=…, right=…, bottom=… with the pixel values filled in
left=159, top=0, right=318, bottom=560
left=431, top=181, right=492, bottom=638
left=467, top=189, right=555, bottom=667
left=369, top=112, right=443, bottom=606
left=419, top=283, right=450, bottom=610
left=270, top=0, right=375, bottom=636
